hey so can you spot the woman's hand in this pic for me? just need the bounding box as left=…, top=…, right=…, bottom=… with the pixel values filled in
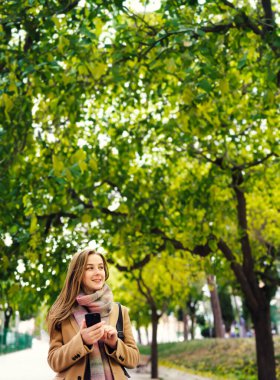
left=101, top=325, right=118, bottom=349
left=80, top=320, right=105, bottom=345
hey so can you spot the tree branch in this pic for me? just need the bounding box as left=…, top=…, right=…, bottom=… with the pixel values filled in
left=190, top=148, right=224, bottom=168
left=140, top=23, right=243, bottom=59
left=217, top=239, right=259, bottom=312
left=37, top=212, right=77, bottom=235
left=150, top=225, right=267, bottom=313
left=255, top=271, right=280, bottom=287
left=68, top=189, right=127, bottom=217
left=193, top=149, right=277, bottom=172
left=122, top=5, right=158, bottom=35
left=150, top=228, right=189, bottom=251
left=220, top=0, right=235, bottom=9
left=231, top=169, right=254, bottom=271
left=151, top=227, right=215, bottom=256
left=261, top=0, right=274, bottom=30
left=136, top=269, right=156, bottom=308
left=235, top=152, right=278, bottom=170
left=107, top=254, right=152, bottom=272
left=55, top=0, right=79, bottom=15
left=102, top=179, right=123, bottom=195
left=201, top=23, right=235, bottom=34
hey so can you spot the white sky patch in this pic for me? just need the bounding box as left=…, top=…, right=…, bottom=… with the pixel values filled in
left=87, top=240, right=106, bottom=254
left=124, top=0, right=161, bottom=13
left=248, top=0, right=257, bottom=8
left=9, top=28, right=26, bottom=48
left=17, top=259, right=26, bottom=274
left=3, top=233, right=13, bottom=246
left=108, top=189, right=122, bottom=211
left=122, top=130, right=129, bottom=138
left=202, top=283, right=210, bottom=297
left=98, top=133, right=111, bottom=148
left=99, top=23, right=117, bottom=46
left=78, top=138, right=90, bottom=147
left=38, top=263, right=44, bottom=273
left=87, top=240, right=99, bottom=250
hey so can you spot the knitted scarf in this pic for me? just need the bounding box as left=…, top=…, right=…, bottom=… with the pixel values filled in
left=74, top=284, right=114, bottom=380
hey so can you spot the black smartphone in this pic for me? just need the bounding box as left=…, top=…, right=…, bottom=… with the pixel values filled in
left=85, top=312, right=101, bottom=327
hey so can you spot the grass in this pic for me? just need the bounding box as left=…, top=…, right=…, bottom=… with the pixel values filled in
left=139, top=336, right=280, bottom=380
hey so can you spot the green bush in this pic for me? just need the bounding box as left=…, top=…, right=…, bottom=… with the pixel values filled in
left=139, top=336, right=280, bottom=380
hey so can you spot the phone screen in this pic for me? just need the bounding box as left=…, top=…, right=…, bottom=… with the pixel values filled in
left=85, top=313, right=101, bottom=327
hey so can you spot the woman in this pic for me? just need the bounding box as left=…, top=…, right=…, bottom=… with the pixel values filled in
left=47, top=248, right=139, bottom=380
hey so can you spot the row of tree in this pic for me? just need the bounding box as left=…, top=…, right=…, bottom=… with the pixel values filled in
left=0, top=1, right=279, bottom=379
left=110, top=262, right=254, bottom=378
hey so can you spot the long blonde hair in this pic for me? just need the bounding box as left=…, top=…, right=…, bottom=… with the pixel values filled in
left=47, top=248, right=109, bottom=334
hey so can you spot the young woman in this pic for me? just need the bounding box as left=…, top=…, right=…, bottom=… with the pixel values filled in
left=47, top=248, right=139, bottom=380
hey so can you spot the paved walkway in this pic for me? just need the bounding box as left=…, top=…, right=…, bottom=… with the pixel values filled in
left=0, top=339, right=212, bottom=380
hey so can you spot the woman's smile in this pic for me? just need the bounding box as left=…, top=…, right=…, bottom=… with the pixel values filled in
left=82, top=254, right=106, bottom=293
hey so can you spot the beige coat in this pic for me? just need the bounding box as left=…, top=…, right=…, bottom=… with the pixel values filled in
left=48, top=303, right=140, bottom=380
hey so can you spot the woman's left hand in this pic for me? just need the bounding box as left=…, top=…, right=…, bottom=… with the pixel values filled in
left=101, top=325, right=118, bottom=349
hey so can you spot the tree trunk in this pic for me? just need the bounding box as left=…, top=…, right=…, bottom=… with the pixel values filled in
left=183, top=310, right=189, bottom=340
left=252, top=305, right=276, bottom=380
left=4, top=306, right=13, bottom=329
left=231, top=169, right=276, bottom=379
left=151, top=307, right=159, bottom=379
left=145, top=327, right=149, bottom=345
left=207, top=275, right=224, bottom=338
left=137, top=326, right=142, bottom=345
left=187, top=300, right=198, bottom=340
left=218, top=238, right=278, bottom=380
left=190, top=314, right=195, bottom=340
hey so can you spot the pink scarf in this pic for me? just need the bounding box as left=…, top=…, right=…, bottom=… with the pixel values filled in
left=74, top=284, right=114, bottom=380
left=76, top=284, right=113, bottom=317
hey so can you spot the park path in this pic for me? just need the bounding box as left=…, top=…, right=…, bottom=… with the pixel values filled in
left=0, top=338, right=212, bottom=380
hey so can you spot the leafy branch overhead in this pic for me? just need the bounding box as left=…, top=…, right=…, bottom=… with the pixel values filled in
left=120, top=0, right=280, bottom=84
left=0, top=2, right=279, bottom=376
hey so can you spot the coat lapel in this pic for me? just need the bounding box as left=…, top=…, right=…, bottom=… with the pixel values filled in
left=69, top=314, right=80, bottom=333
left=109, top=302, right=119, bottom=327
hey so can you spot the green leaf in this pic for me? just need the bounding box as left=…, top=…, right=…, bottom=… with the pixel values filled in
left=197, top=79, right=212, bottom=93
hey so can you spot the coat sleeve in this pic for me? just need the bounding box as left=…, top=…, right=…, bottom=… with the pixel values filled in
left=105, top=306, right=140, bottom=369
left=48, top=322, right=92, bottom=373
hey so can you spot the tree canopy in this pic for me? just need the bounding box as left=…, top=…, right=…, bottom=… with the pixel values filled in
left=1, top=1, right=280, bottom=377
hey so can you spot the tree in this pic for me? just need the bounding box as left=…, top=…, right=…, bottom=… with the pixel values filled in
left=1, top=1, right=280, bottom=379
left=207, top=275, right=225, bottom=338
left=218, top=285, right=235, bottom=334
left=184, top=282, right=205, bottom=340
left=109, top=267, right=151, bottom=345
left=110, top=247, right=204, bottom=379
left=96, top=2, right=279, bottom=378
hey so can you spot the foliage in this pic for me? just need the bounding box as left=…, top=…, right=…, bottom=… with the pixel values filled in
left=0, top=3, right=279, bottom=373
left=139, top=336, right=280, bottom=380
left=108, top=267, right=151, bottom=329
left=218, top=286, right=235, bottom=333
left=1, top=2, right=279, bottom=378
left=109, top=249, right=205, bottom=339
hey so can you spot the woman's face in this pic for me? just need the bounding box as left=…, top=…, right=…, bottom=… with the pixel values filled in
left=82, top=254, right=106, bottom=294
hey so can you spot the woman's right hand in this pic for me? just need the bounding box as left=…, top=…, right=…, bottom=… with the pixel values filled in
left=80, top=320, right=105, bottom=345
